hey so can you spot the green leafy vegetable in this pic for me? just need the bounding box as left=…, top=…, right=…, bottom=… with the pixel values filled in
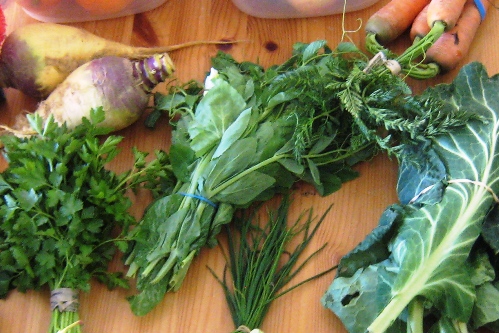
left=126, top=40, right=472, bottom=316
left=209, top=194, right=335, bottom=333
left=0, top=108, right=174, bottom=333
left=322, top=62, right=499, bottom=333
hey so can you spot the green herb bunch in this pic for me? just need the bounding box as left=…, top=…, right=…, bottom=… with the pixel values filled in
left=124, top=40, right=472, bottom=316
left=0, top=108, right=174, bottom=333
left=211, top=195, right=335, bottom=333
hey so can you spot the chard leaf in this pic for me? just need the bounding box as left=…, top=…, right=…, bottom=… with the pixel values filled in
left=324, top=62, right=499, bottom=333
left=396, top=142, right=446, bottom=205
left=321, top=261, right=401, bottom=333
left=472, top=282, right=499, bottom=328
left=481, top=204, right=499, bottom=253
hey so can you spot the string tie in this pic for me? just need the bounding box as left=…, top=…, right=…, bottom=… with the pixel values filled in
left=178, top=192, right=217, bottom=208
left=50, top=288, right=79, bottom=312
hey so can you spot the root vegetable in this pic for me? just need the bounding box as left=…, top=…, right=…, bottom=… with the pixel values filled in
left=0, top=23, right=231, bottom=98
left=425, top=0, right=490, bottom=72
left=427, top=0, right=467, bottom=29
left=365, top=0, right=430, bottom=44
left=17, top=53, right=174, bottom=133
left=409, top=4, right=431, bottom=40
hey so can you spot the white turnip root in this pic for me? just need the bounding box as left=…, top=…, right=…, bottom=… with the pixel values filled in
left=0, top=23, right=233, bottom=99
left=14, top=52, right=174, bottom=134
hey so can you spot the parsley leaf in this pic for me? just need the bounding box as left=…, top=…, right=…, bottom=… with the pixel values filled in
left=0, top=109, right=175, bottom=332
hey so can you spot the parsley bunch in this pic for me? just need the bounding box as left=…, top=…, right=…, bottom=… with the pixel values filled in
left=0, top=109, right=174, bottom=333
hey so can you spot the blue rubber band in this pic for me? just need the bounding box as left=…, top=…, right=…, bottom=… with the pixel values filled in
left=474, top=0, right=487, bottom=21
left=178, top=192, right=217, bottom=208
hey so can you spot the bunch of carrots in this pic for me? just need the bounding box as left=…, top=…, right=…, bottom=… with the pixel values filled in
left=366, top=0, right=491, bottom=74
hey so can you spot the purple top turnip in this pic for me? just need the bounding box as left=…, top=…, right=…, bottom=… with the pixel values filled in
left=31, top=53, right=174, bottom=132
left=0, top=23, right=231, bottom=99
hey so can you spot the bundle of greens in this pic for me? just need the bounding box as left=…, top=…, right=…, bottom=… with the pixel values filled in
left=124, top=39, right=473, bottom=315
left=322, top=62, right=499, bottom=333
left=210, top=195, right=335, bottom=333
left=0, top=108, right=174, bottom=333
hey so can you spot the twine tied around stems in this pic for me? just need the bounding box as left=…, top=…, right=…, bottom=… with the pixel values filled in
left=50, top=288, right=79, bottom=312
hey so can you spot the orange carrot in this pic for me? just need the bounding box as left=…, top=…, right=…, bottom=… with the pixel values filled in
left=365, top=0, right=431, bottom=44
left=425, top=0, right=490, bottom=72
left=427, top=0, right=468, bottom=29
left=410, top=4, right=431, bottom=40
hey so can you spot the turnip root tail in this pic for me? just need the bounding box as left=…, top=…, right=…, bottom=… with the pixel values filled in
left=0, top=23, right=235, bottom=99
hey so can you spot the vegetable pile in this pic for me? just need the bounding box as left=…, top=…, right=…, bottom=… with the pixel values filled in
left=0, top=23, right=232, bottom=99
left=0, top=108, right=174, bottom=333
left=366, top=0, right=490, bottom=76
left=322, top=62, right=499, bottom=333
left=123, top=39, right=472, bottom=315
left=0, top=0, right=494, bottom=330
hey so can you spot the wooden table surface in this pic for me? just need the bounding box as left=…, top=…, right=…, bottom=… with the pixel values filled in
left=0, top=1, right=498, bottom=332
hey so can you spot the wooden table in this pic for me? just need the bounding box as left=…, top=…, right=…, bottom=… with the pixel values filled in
left=0, top=1, right=498, bottom=332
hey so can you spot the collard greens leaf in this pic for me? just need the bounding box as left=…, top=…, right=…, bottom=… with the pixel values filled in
left=323, top=62, right=499, bottom=333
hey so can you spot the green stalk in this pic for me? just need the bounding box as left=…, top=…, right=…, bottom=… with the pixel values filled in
left=208, top=153, right=292, bottom=197
left=49, top=309, right=81, bottom=333
left=407, top=298, right=424, bottom=333
left=210, top=195, right=336, bottom=332
left=368, top=186, right=492, bottom=333
left=138, top=150, right=215, bottom=279
left=367, top=21, right=446, bottom=79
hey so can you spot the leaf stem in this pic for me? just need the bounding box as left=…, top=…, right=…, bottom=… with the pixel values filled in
left=209, top=153, right=293, bottom=197
left=407, top=298, right=424, bottom=333
left=367, top=21, right=446, bottom=79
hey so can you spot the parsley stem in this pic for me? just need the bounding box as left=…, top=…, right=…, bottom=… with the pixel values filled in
left=49, top=309, right=81, bottom=333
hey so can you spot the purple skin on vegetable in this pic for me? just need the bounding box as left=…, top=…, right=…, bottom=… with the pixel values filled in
left=34, top=53, right=174, bottom=131
left=0, top=36, right=43, bottom=98
left=0, top=23, right=229, bottom=99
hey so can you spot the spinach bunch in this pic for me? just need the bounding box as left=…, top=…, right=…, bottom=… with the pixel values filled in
left=0, top=108, right=174, bottom=333
left=323, top=62, right=499, bottom=333
left=124, top=40, right=471, bottom=316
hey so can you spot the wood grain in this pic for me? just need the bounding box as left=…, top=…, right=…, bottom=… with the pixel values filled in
left=0, top=0, right=498, bottom=332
